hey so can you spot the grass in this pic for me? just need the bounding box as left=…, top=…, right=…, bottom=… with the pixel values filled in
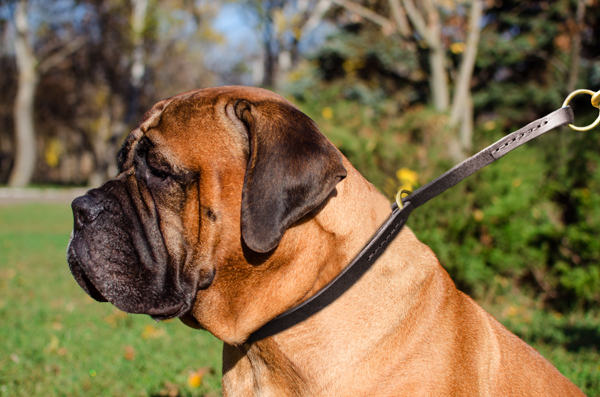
left=482, top=296, right=600, bottom=395
left=0, top=204, right=222, bottom=396
left=0, top=203, right=598, bottom=396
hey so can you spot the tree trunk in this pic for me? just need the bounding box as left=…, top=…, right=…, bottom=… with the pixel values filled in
left=88, top=106, right=112, bottom=187
left=9, top=0, right=39, bottom=187
left=566, top=0, right=586, bottom=93
left=126, top=0, right=149, bottom=124
left=449, top=0, right=483, bottom=125
left=448, top=0, right=483, bottom=161
left=459, top=92, right=473, bottom=153
left=428, top=45, right=449, bottom=112
left=401, top=0, right=449, bottom=111
left=262, top=16, right=277, bottom=88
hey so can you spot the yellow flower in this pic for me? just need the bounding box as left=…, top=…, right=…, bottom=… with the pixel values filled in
left=581, top=188, right=590, bottom=198
left=188, top=368, right=209, bottom=389
left=342, top=59, right=364, bottom=73
left=44, top=139, right=62, bottom=168
left=483, top=120, right=496, bottom=131
left=141, top=325, right=165, bottom=340
left=552, top=311, right=563, bottom=320
left=473, top=209, right=484, bottom=222
left=450, top=42, right=466, bottom=54
left=188, top=372, right=202, bottom=388
left=396, top=168, right=418, bottom=192
left=321, top=107, right=333, bottom=120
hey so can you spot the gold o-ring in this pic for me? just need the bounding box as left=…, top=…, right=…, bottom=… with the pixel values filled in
left=562, top=89, right=600, bottom=132
left=395, top=189, right=412, bottom=209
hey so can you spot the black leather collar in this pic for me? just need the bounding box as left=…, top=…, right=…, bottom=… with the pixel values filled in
left=247, top=107, right=574, bottom=344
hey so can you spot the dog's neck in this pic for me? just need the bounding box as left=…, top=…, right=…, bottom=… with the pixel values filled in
left=221, top=159, right=443, bottom=395
left=292, top=158, right=393, bottom=300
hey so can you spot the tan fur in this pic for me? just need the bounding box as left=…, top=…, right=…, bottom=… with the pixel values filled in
left=139, top=86, right=583, bottom=396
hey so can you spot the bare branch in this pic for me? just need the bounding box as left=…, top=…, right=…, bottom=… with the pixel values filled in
left=14, top=0, right=37, bottom=73
left=130, top=0, right=150, bottom=90
left=303, top=0, right=333, bottom=36
left=401, top=0, right=434, bottom=46
left=538, top=51, right=568, bottom=75
left=388, top=0, right=411, bottom=38
left=37, top=36, right=85, bottom=75
left=567, top=0, right=586, bottom=93
left=402, top=0, right=448, bottom=110
left=330, top=0, right=395, bottom=33
left=449, top=0, right=483, bottom=126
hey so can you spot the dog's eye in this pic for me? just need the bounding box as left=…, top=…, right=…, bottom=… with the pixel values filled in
left=148, top=164, right=170, bottom=180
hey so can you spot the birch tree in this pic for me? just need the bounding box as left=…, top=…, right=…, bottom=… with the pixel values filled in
left=330, top=0, right=484, bottom=160
left=88, top=0, right=150, bottom=187
left=9, top=0, right=84, bottom=187
left=246, top=0, right=334, bottom=89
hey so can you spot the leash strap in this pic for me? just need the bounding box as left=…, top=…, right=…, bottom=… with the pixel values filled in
left=247, top=106, right=574, bottom=344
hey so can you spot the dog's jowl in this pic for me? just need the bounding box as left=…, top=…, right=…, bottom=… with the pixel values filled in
left=67, top=86, right=584, bottom=396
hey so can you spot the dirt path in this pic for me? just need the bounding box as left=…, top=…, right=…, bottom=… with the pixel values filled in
left=0, top=187, right=89, bottom=205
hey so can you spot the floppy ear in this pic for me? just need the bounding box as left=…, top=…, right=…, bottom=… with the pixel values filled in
left=235, top=99, right=347, bottom=253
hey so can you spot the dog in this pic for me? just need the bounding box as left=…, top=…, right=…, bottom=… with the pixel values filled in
left=67, top=86, right=584, bottom=396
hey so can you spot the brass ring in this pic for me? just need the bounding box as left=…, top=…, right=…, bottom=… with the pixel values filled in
left=562, top=89, right=600, bottom=132
left=395, top=189, right=412, bottom=209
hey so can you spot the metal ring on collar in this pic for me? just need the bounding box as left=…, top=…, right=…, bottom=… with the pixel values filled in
left=395, top=189, right=412, bottom=209
left=562, top=89, right=600, bottom=132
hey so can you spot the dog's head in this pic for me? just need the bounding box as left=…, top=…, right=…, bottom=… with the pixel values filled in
left=67, top=86, right=347, bottom=341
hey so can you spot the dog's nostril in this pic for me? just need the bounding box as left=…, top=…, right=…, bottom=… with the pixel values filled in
left=72, top=195, right=104, bottom=228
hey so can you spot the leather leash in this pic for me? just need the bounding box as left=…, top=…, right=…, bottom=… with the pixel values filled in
left=247, top=106, right=574, bottom=344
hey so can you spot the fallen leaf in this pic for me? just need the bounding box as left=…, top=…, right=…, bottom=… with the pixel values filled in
left=187, top=367, right=210, bottom=389
left=123, top=345, right=135, bottom=361
left=103, top=309, right=128, bottom=327
left=141, top=325, right=166, bottom=340
left=45, top=335, right=60, bottom=354
left=158, top=381, right=179, bottom=397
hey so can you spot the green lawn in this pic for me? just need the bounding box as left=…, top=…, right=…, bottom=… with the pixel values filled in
left=482, top=297, right=600, bottom=395
left=0, top=204, right=222, bottom=396
left=0, top=203, right=598, bottom=396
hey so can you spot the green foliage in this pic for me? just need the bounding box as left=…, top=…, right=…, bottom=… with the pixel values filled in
left=295, top=85, right=600, bottom=393
left=289, top=0, right=600, bottom=311
left=0, top=204, right=222, bottom=396
left=288, top=23, right=423, bottom=108
left=294, top=81, right=600, bottom=311
left=482, top=296, right=600, bottom=395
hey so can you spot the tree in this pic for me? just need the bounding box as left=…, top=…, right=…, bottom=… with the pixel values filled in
left=86, top=0, right=151, bottom=187
left=244, top=0, right=334, bottom=89
left=328, top=0, right=484, bottom=160
left=9, top=0, right=84, bottom=187
left=82, top=0, right=222, bottom=185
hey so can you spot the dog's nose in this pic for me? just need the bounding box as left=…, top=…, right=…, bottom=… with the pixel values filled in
left=72, top=195, right=104, bottom=229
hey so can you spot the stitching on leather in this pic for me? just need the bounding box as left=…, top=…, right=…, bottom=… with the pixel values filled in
left=493, top=119, right=548, bottom=154
left=367, top=218, right=404, bottom=261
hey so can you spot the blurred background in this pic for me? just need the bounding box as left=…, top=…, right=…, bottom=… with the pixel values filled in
left=1, top=0, right=599, bottom=395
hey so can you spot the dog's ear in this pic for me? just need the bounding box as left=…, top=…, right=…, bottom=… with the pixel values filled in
left=235, top=99, right=347, bottom=253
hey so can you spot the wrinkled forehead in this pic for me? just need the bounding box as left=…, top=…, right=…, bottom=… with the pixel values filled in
left=116, top=88, right=262, bottom=173
left=116, top=94, right=176, bottom=172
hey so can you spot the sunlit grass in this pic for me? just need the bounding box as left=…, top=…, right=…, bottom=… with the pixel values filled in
left=0, top=204, right=222, bottom=396
left=482, top=296, right=600, bottom=395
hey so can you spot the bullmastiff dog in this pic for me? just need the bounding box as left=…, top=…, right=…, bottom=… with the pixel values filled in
left=67, top=86, right=584, bottom=396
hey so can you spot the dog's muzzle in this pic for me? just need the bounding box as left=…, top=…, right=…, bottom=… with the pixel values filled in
left=67, top=182, right=197, bottom=321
